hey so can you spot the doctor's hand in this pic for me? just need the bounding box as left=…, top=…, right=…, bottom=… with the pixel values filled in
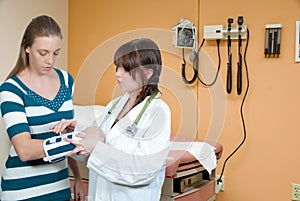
left=50, top=119, right=77, bottom=134
left=73, top=178, right=86, bottom=201
left=65, top=126, right=104, bottom=156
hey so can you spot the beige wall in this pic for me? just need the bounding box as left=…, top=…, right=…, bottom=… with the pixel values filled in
left=0, top=0, right=68, bottom=191
left=69, top=0, right=300, bottom=201
left=200, top=0, right=300, bottom=201
left=69, top=0, right=200, bottom=138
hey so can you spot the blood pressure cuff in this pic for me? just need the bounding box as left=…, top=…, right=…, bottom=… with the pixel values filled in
left=43, top=132, right=80, bottom=163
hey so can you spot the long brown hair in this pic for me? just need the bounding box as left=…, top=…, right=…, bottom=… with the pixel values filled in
left=113, top=38, right=162, bottom=105
left=6, top=15, right=63, bottom=80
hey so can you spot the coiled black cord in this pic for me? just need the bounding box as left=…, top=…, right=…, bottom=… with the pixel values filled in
left=181, top=48, right=198, bottom=84
left=181, top=38, right=221, bottom=87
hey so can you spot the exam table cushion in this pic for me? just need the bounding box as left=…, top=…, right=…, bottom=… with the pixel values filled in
left=166, top=135, right=223, bottom=178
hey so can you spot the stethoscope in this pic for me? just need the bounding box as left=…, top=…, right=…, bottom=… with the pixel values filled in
left=100, top=91, right=158, bottom=139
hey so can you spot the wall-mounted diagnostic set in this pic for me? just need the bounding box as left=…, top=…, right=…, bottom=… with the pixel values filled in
left=203, top=17, right=250, bottom=192
left=172, top=17, right=250, bottom=194
left=172, top=17, right=248, bottom=96
left=202, top=17, right=247, bottom=95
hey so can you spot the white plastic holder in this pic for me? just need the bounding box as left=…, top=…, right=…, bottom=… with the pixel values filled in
left=204, top=24, right=247, bottom=40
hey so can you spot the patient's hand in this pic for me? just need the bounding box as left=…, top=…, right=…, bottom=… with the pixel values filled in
left=50, top=119, right=77, bottom=134
left=65, top=126, right=104, bottom=156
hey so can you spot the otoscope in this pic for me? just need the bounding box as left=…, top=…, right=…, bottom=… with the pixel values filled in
left=237, top=16, right=243, bottom=95
left=226, top=18, right=233, bottom=94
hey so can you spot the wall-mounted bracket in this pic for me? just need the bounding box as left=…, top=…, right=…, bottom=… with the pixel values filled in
left=204, top=24, right=247, bottom=40
left=264, top=24, right=282, bottom=57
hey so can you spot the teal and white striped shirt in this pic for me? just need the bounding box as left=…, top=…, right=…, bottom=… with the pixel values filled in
left=0, top=68, right=74, bottom=201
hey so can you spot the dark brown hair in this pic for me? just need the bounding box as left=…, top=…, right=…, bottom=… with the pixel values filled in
left=113, top=38, right=162, bottom=105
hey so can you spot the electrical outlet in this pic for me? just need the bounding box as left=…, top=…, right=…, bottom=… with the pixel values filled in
left=215, top=175, right=225, bottom=192
left=292, top=183, right=300, bottom=200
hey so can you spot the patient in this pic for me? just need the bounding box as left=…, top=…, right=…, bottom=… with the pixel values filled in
left=54, top=38, right=171, bottom=201
left=0, top=15, right=85, bottom=201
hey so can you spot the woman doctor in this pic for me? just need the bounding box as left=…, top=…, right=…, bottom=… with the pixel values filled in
left=64, top=38, right=171, bottom=201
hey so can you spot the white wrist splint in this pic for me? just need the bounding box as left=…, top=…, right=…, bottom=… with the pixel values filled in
left=43, top=132, right=81, bottom=163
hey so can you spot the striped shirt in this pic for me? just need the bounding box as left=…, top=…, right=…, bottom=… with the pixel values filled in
left=0, top=68, right=74, bottom=201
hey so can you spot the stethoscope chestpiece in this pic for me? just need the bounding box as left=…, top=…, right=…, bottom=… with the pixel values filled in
left=125, top=123, right=138, bottom=138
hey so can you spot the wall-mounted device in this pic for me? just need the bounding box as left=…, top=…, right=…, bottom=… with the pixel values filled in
left=264, top=24, right=282, bottom=57
left=237, top=16, right=244, bottom=95
left=204, top=17, right=250, bottom=190
left=204, top=24, right=247, bottom=40
left=226, top=18, right=234, bottom=94
left=172, top=19, right=197, bottom=49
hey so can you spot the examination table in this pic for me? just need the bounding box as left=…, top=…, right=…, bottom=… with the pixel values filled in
left=160, top=135, right=223, bottom=201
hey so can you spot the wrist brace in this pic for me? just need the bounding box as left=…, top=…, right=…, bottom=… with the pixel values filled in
left=43, top=132, right=81, bottom=163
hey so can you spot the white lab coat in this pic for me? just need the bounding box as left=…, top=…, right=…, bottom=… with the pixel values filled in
left=87, top=93, right=171, bottom=201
